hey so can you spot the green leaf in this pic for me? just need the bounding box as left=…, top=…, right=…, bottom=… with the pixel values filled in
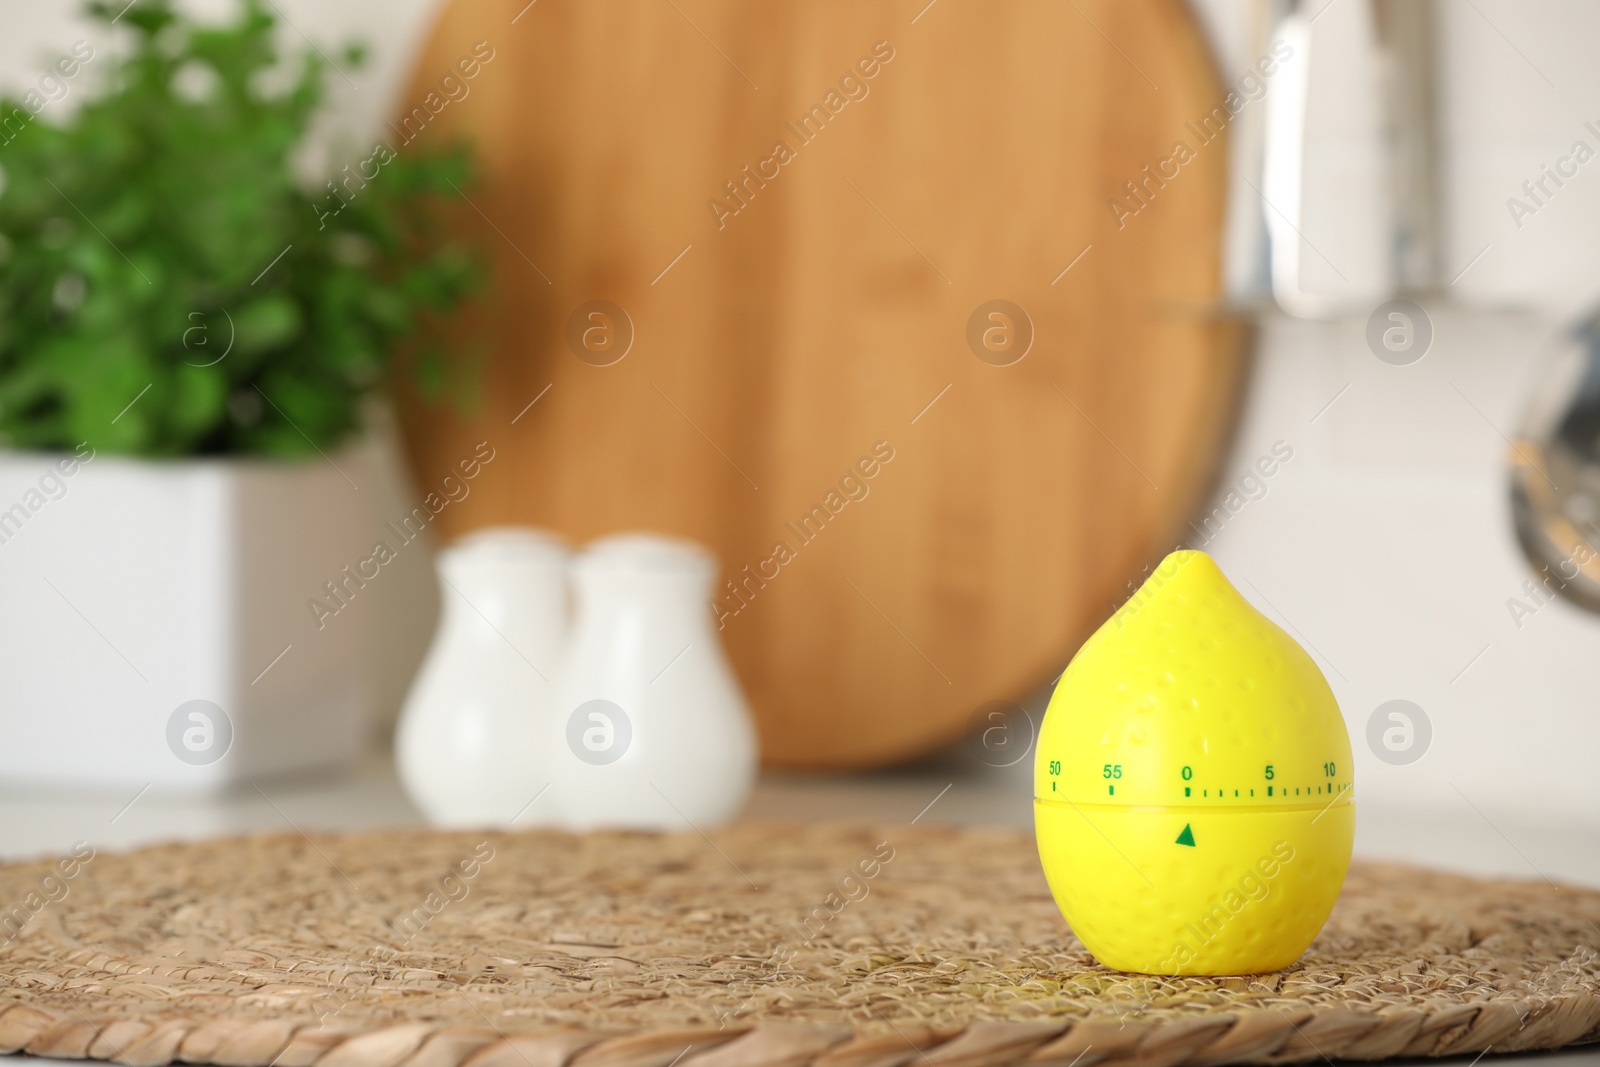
left=231, top=292, right=302, bottom=354
left=169, top=363, right=227, bottom=440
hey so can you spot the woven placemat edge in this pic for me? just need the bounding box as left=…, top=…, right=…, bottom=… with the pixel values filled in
left=0, top=999, right=1597, bottom=1067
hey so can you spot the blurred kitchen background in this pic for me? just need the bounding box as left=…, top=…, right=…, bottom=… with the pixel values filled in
left=1, top=0, right=1597, bottom=887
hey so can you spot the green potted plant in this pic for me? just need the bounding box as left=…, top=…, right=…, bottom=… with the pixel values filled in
left=0, top=0, right=480, bottom=791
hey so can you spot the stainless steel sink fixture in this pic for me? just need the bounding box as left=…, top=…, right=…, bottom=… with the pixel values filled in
left=1511, top=316, right=1600, bottom=612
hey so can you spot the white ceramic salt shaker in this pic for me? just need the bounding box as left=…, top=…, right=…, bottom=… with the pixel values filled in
left=396, top=526, right=569, bottom=827
left=548, top=533, right=756, bottom=829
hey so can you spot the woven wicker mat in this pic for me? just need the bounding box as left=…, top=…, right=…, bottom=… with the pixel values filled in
left=1, top=824, right=1597, bottom=1067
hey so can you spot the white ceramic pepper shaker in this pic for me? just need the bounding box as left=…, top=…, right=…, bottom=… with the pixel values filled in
left=396, top=526, right=568, bottom=827
left=548, top=533, right=756, bottom=829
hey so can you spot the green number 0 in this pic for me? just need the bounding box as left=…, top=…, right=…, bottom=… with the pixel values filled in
left=1180, top=765, right=1193, bottom=780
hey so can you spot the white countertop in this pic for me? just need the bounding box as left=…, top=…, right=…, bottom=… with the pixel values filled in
left=3, top=751, right=1595, bottom=887
left=4, top=750, right=1597, bottom=881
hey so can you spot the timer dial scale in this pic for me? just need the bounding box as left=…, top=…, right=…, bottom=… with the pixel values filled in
left=1034, top=551, right=1354, bottom=975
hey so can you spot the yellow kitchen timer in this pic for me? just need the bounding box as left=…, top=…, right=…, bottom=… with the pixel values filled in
left=1034, top=550, right=1354, bottom=975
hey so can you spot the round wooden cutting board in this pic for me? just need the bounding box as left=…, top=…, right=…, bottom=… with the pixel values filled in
left=394, top=0, right=1244, bottom=768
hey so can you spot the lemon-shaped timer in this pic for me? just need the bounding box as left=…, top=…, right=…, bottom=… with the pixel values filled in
left=1034, top=550, right=1354, bottom=975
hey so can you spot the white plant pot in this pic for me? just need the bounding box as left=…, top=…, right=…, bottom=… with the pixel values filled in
left=0, top=447, right=375, bottom=794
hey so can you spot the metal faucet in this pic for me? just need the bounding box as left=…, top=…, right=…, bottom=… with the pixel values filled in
left=1241, top=0, right=1439, bottom=315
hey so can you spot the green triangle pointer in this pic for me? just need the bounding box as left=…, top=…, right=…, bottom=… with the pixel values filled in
left=1175, top=824, right=1196, bottom=847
